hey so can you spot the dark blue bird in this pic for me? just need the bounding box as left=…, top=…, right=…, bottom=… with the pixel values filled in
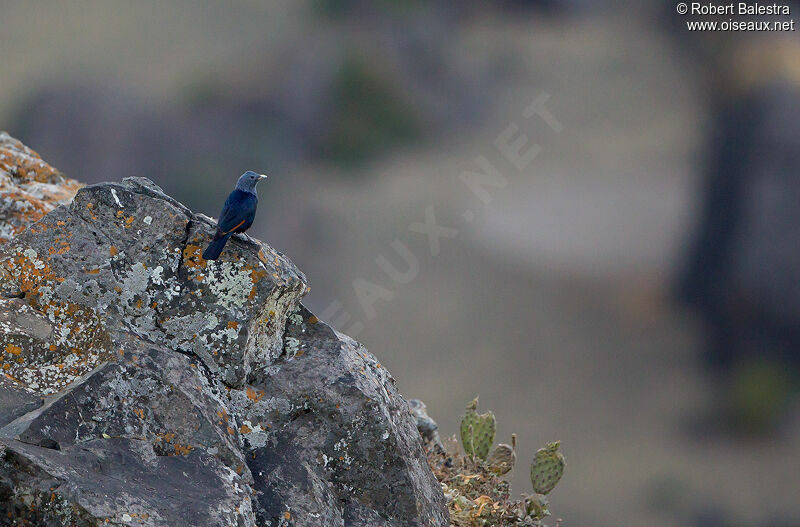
left=203, top=171, right=268, bottom=260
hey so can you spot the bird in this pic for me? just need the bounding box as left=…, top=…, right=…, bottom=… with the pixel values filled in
left=202, top=171, right=268, bottom=260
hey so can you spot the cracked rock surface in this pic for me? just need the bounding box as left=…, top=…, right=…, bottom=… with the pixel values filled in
left=0, top=135, right=448, bottom=527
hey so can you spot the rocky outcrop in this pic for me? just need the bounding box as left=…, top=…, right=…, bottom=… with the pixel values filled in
left=0, top=135, right=448, bottom=527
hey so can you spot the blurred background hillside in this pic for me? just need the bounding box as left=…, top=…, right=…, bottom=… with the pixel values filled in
left=2, top=1, right=799, bottom=526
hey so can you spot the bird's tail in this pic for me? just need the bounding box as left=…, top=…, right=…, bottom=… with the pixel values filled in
left=202, top=233, right=232, bottom=261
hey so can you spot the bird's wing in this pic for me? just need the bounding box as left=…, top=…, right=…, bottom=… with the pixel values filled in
left=216, top=190, right=256, bottom=234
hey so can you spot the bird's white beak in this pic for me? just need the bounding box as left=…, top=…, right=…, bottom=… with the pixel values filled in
left=259, top=174, right=268, bottom=180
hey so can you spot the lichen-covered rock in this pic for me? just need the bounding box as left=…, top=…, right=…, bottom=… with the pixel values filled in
left=0, top=135, right=448, bottom=526
left=0, top=176, right=307, bottom=391
left=0, top=132, right=82, bottom=244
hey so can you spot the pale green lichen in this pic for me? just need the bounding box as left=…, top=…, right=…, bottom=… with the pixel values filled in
left=206, top=260, right=255, bottom=311
left=246, top=281, right=305, bottom=372
left=150, top=265, right=165, bottom=286
left=285, top=337, right=300, bottom=355
left=22, top=248, right=45, bottom=270
left=120, top=262, right=152, bottom=306
left=239, top=419, right=269, bottom=449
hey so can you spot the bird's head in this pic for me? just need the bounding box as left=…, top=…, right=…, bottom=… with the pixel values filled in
left=236, top=171, right=268, bottom=193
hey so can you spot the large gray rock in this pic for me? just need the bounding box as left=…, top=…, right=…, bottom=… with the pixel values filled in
left=228, top=305, right=448, bottom=527
left=1, top=348, right=250, bottom=480
left=0, top=139, right=448, bottom=527
left=0, top=438, right=255, bottom=526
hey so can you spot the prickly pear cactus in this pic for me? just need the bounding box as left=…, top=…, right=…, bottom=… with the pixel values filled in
left=530, top=441, right=565, bottom=495
left=487, top=433, right=516, bottom=475
left=459, top=397, right=496, bottom=460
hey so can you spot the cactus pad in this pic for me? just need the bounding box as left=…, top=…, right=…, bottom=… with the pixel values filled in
left=530, top=441, right=565, bottom=495
left=487, top=433, right=516, bottom=475
left=459, top=397, right=496, bottom=460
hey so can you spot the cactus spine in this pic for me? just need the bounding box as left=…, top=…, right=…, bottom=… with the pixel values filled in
left=459, top=397, right=496, bottom=461
left=530, top=441, right=565, bottom=495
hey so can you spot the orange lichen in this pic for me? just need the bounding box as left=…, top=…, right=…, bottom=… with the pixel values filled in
left=0, top=140, right=64, bottom=183
left=173, top=443, right=193, bottom=455
left=109, top=246, right=118, bottom=256
left=0, top=135, right=81, bottom=242
left=31, top=222, right=48, bottom=234
left=2, top=249, right=59, bottom=299
left=5, top=344, right=21, bottom=356
left=181, top=244, right=207, bottom=270
left=240, top=424, right=252, bottom=434
left=246, top=387, right=264, bottom=402
left=250, top=268, right=267, bottom=283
